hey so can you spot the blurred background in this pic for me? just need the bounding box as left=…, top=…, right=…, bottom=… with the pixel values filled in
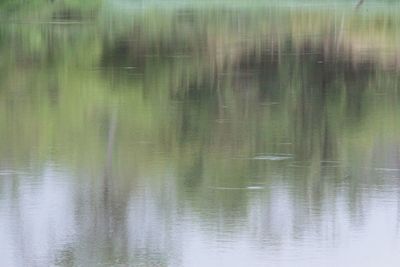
left=1, top=1, right=400, bottom=266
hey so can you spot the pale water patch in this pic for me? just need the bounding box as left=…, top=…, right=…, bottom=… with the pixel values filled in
left=252, top=154, right=294, bottom=161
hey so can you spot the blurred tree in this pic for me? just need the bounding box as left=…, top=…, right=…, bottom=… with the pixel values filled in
left=356, top=0, right=365, bottom=9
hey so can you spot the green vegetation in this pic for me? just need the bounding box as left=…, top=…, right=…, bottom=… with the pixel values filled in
left=1, top=0, right=400, bottom=193
left=1, top=2, right=400, bottom=265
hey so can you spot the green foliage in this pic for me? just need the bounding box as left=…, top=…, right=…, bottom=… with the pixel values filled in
left=1, top=3, right=400, bottom=264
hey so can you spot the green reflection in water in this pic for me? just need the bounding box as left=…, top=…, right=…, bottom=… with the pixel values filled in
left=1, top=1, right=400, bottom=266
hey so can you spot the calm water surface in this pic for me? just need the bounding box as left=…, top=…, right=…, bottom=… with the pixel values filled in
left=1, top=1, right=400, bottom=266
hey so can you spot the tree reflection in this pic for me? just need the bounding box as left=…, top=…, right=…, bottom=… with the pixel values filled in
left=0, top=2, right=400, bottom=266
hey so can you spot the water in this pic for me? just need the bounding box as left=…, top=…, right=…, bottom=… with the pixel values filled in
left=1, top=1, right=400, bottom=266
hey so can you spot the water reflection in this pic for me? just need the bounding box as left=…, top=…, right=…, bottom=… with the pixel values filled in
left=1, top=1, right=400, bottom=266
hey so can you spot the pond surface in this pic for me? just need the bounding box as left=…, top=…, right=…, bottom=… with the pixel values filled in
left=1, top=1, right=400, bottom=266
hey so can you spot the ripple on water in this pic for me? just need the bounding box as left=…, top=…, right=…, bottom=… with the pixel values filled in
left=252, top=154, right=293, bottom=161
left=0, top=169, right=25, bottom=176
left=374, top=167, right=400, bottom=172
left=209, top=186, right=265, bottom=190
left=289, top=160, right=342, bottom=168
